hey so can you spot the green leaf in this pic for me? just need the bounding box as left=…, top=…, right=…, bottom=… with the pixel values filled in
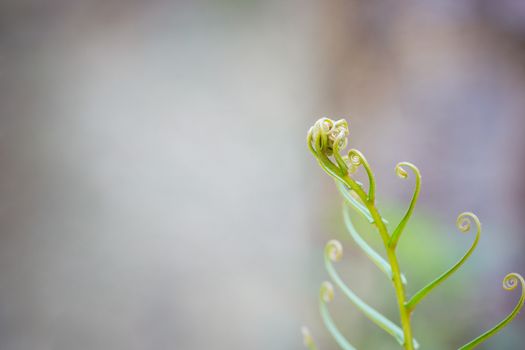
left=342, top=205, right=407, bottom=285
left=320, top=303, right=356, bottom=350
left=324, top=242, right=418, bottom=348
left=319, top=282, right=356, bottom=350
left=406, top=212, right=481, bottom=311
left=388, top=162, right=421, bottom=248
left=336, top=181, right=374, bottom=223
left=336, top=181, right=388, bottom=224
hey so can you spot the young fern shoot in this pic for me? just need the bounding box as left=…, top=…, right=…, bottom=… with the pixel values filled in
left=302, top=118, right=524, bottom=350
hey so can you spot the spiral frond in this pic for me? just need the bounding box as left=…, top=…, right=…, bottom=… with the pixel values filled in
left=406, top=212, right=481, bottom=311
left=458, top=273, right=524, bottom=349
left=346, top=148, right=376, bottom=202
left=318, top=281, right=356, bottom=350
left=307, top=119, right=374, bottom=218
left=389, top=162, right=421, bottom=248
left=323, top=238, right=419, bottom=348
left=307, top=126, right=317, bottom=157
left=307, top=118, right=357, bottom=183
left=325, top=240, right=343, bottom=262
left=301, top=326, right=318, bottom=350
left=503, top=273, right=522, bottom=291
left=395, top=165, right=408, bottom=179
left=347, top=149, right=363, bottom=166
left=456, top=212, right=481, bottom=233
left=332, top=120, right=349, bottom=148
left=332, top=131, right=350, bottom=173
left=320, top=281, right=335, bottom=303
left=307, top=118, right=348, bottom=157
left=313, top=118, right=333, bottom=154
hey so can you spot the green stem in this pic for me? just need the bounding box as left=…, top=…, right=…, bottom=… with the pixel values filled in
left=336, top=181, right=375, bottom=224
left=325, top=248, right=418, bottom=348
left=342, top=205, right=407, bottom=285
left=340, top=175, right=415, bottom=350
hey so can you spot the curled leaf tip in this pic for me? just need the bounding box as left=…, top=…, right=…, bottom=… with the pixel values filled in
left=456, top=212, right=481, bottom=233
left=308, top=118, right=349, bottom=157
left=301, top=326, right=316, bottom=349
left=347, top=148, right=376, bottom=201
left=395, top=162, right=420, bottom=179
left=395, top=164, right=407, bottom=179
left=406, top=211, right=481, bottom=311
left=459, top=273, right=524, bottom=350
left=325, top=240, right=343, bottom=262
left=320, top=281, right=335, bottom=303
left=389, top=162, right=421, bottom=248
left=347, top=149, right=363, bottom=167
left=503, top=272, right=523, bottom=291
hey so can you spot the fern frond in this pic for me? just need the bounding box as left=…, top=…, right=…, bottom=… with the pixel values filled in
left=342, top=205, right=406, bottom=285
left=325, top=241, right=418, bottom=348
left=458, top=273, right=524, bottom=350
left=406, top=212, right=481, bottom=311
left=319, top=282, right=356, bottom=350
left=389, top=162, right=421, bottom=248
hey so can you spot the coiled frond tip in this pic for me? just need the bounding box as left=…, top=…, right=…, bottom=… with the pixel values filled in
left=320, top=281, right=335, bottom=303
left=301, top=326, right=316, bottom=348
left=503, top=272, right=523, bottom=291
left=325, top=240, right=343, bottom=262
left=456, top=212, right=481, bottom=233
left=308, top=118, right=349, bottom=157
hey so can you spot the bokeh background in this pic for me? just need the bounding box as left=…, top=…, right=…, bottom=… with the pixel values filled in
left=0, top=1, right=524, bottom=349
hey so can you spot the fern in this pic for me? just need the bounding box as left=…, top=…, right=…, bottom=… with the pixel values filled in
left=302, top=118, right=524, bottom=350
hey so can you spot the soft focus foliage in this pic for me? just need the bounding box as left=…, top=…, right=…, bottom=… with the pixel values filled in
left=0, top=1, right=525, bottom=350
left=304, top=118, right=523, bottom=349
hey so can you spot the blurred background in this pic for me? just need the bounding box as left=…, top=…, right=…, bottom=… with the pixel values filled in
left=0, top=0, right=524, bottom=349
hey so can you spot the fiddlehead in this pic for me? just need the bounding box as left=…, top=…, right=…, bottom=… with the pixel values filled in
left=324, top=240, right=419, bottom=348
left=346, top=149, right=376, bottom=203
left=309, top=118, right=333, bottom=155
left=319, top=281, right=356, bottom=350
left=458, top=273, right=524, bottom=349
left=301, top=326, right=318, bottom=350
left=331, top=120, right=350, bottom=173
left=389, top=162, right=421, bottom=248
left=308, top=118, right=348, bottom=159
left=406, top=212, right=481, bottom=311
left=326, top=239, right=344, bottom=262
left=304, top=117, right=525, bottom=349
left=306, top=118, right=366, bottom=197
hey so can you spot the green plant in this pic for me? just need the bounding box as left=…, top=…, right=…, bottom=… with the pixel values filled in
left=301, top=118, right=524, bottom=350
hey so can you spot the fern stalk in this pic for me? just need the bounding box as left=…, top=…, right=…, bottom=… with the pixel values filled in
left=340, top=174, right=414, bottom=349
left=302, top=117, right=523, bottom=350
